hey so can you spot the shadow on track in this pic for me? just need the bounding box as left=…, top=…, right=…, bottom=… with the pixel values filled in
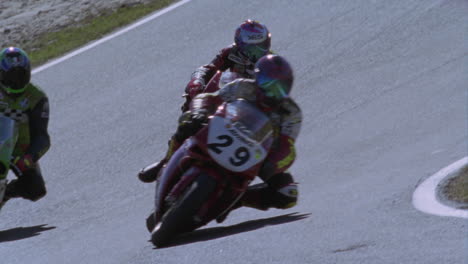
left=160, top=212, right=310, bottom=248
left=0, top=224, right=56, bottom=243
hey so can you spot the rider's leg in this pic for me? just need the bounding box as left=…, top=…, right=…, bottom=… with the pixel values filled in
left=4, top=163, right=47, bottom=202
left=216, top=172, right=298, bottom=223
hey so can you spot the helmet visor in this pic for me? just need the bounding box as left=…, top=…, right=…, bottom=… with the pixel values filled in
left=1, top=67, right=30, bottom=93
left=257, top=78, right=289, bottom=101
left=241, top=44, right=269, bottom=62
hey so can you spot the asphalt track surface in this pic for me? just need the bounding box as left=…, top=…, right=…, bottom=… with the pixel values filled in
left=0, top=0, right=466, bottom=263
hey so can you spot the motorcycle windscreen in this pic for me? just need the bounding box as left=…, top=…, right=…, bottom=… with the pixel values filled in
left=207, top=100, right=273, bottom=172
left=218, top=71, right=243, bottom=89
left=0, top=115, right=16, bottom=179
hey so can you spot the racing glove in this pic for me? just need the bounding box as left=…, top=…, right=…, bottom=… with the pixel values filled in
left=13, top=154, right=34, bottom=173
left=175, top=109, right=209, bottom=142
left=182, top=79, right=206, bottom=112
left=185, top=79, right=205, bottom=99
left=188, top=109, right=209, bottom=132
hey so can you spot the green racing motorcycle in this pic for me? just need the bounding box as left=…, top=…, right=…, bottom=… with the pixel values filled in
left=0, top=114, right=20, bottom=210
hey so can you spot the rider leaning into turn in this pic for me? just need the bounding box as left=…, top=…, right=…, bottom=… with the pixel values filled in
left=138, top=19, right=275, bottom=182
left=146, top=54, right=301, bottom=227
left=181, top=19, right=273, bottom=111
left=0, top=47, right=51, bottom=208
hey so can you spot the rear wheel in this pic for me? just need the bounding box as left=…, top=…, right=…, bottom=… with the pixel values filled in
left=151, top=173, right=216, bottom=247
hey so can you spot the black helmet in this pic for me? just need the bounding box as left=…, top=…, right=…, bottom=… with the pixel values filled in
left=0, top=47, right=31, bottom=94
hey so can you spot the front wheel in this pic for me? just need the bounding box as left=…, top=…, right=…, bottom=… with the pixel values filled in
left=151, top=173, right=216, bottom=247
left=0, top=179, right=8, bottom=211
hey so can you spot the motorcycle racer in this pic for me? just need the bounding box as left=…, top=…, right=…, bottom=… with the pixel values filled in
left=145, top=55, right=301, bottom=228
left=139, top=19, right=274, bottom=182
left=0, top=47, right=50, bottom=208
left=181, top=19, right=273, bottom=112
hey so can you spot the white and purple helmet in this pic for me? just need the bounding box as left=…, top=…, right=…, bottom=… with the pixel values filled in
left=234, top=20, right=271, bottom=63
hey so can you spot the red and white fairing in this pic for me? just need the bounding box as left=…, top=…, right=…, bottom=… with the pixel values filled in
left=205, top=100, right=273, bottom=174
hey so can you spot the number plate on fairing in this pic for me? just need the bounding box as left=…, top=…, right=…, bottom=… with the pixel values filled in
left=207, top=116, right=269, bottom=172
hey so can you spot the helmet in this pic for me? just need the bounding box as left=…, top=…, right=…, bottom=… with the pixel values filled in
left=254, top=54, right=294, bottom=108
left=0, top=47, right=31, bottom=94
left=234, top=20, right=271, bottom=63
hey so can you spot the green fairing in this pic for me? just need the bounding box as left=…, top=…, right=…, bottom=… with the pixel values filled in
left=0, top=117, right=18, bottom=180
left=0, top=83, right=46, bottom=157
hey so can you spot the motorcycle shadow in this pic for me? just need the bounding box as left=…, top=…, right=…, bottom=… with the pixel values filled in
left=0, top=224, right=56, bottom=243
left=162, top=212, right=311, bottom=248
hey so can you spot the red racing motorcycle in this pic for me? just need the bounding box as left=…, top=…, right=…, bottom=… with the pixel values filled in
left=150, top=98, right=274, bottom=247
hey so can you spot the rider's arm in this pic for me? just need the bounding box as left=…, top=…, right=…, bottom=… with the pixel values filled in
left=189, top=92, right=223, bottom=115
left=259, top=100, right=302, bottom=180
left=26, top=97, right=51, bottom=162
left=185, top=46, right=234, bottom=97
left=189, top=78, right=256, bottom=115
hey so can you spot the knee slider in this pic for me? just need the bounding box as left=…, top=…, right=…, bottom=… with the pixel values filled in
left=23, top=185, right=46, bottom=201
left=273, top=183, right=298, bottom=209
left=17, top=171, right=47, bottom=201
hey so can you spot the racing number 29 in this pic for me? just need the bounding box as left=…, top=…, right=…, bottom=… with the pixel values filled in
left=207, top=135, right=250, bottom=167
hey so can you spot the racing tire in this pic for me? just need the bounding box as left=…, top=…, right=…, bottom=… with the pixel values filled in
left=151, top=173, right=216, bottom=247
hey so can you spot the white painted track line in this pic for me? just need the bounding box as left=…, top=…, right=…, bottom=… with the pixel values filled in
left=32, top=0, right=192, bottom=75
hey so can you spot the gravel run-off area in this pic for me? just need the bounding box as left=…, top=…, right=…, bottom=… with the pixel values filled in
left=1, top=0, right=153, bottom=50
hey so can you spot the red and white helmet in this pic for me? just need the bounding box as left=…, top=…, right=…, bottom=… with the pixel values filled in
left=234, top=20, right=271, bottom=63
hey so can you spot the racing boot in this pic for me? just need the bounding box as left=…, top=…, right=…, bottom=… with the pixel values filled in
left=241, top=175, right=298, bottom=211
left=137, top=136, right=182, bottom=183
left=218, top=173, right=298, bottom=221
left=0, top=180, right=21, bottom=210
left=138, top=160, right=167, bottom=183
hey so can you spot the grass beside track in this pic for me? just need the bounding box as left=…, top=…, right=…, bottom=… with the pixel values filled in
left=443, top=165, right=468, bottom=206
left=25, top=0, right=175, bottom=67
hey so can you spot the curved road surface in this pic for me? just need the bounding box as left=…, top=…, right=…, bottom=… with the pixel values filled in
left=0, top=0, right=466, bottom=263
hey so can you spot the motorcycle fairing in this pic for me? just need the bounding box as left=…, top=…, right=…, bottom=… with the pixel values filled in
left=206, top=100, right=273, bottom=173
left=0, top=115, right=17, bottom=180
